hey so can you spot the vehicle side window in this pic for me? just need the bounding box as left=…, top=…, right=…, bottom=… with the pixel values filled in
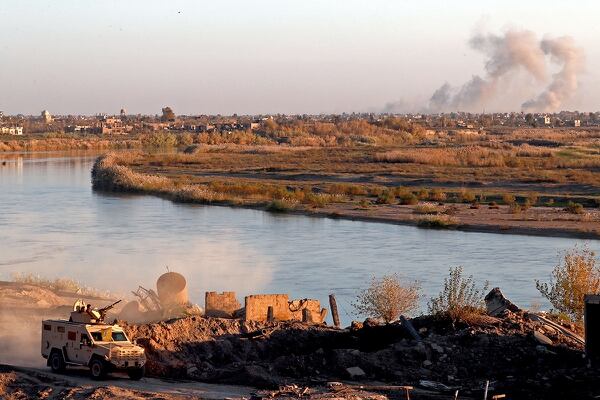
left=91, top=332, right=102, bottom=341
left=81, top=333, right=90, bottom=345
left=67, top=331, right=76, bottom=341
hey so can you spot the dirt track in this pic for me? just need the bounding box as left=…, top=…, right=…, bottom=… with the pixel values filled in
left=0, top=364, right=253, bottom=399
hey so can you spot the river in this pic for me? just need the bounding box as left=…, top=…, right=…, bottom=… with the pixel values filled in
left=0, top=152, right=598, bottom=323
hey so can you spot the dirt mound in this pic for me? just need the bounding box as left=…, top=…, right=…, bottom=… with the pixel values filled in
left=123, top=311, right=598, bottom=399
left=0, top=283, right=63, bottom=308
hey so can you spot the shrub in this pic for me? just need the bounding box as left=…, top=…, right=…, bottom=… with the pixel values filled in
left=417, top=215, right=458, bottom=229
left=266, top=199, right=297, bottom=212
left=527, top=192, right=539, bottom=206
left=398, top=192, right=419, bottom=205
left=417, top=188, right=429, bottom=200
left=376, top=190, right=396, bottom=204
left=535, top=246, right=600, bottom=323
left=141, top=131, right=178, bottom=148
left=565, top=201, right=584, bottom=214
left=353, top=274, right=421, bottom=323
left=428, top=266, right=489, bottom=321
left=502, top=193, right=516, bottom=205
left=459, top=189, right=476, bottom=203
left=413, top=203, right=441, bottom=215
left=328, top=183, right=367, bottom=196
left=509, top=203, right=522, bottom=214
left=178, top=132, right=194, bottom=147
left=430, top=188, right=447, bottom=202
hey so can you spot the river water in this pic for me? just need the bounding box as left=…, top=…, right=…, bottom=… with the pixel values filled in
left=0, top=152, right=598, bottom=323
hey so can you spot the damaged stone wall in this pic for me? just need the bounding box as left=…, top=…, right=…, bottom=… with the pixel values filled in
left=289, top=299, right=327, bottom=323
left=205, top=291, right=241, bottom=318
left=245, top=294, right=291, bottom=322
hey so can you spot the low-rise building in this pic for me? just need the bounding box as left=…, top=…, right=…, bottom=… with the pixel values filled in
left=0, top=126, right=23, bottom=135
left=100, top=117, right=133, bottom=135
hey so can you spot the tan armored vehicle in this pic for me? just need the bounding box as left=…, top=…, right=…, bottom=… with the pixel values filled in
left=41, top=300, right=146, bottom=380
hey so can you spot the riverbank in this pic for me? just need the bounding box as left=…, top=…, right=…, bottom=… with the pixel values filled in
left=91, top=151, right=600, bottom=239
left=0, top=136, right=140, bottom=152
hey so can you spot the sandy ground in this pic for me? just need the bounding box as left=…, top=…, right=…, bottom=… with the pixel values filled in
left=312, top=202, right=600, bottom=239
left=0, top=364, right=253, bottom=400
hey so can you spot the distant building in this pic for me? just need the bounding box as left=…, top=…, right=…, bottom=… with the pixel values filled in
left=543, top=115, right=551, bottom=125
left=573, top=119, right=581, bottom=127
left=0, top=126, right=23, bottom=135
left=120, top=108, right=127, bottom=117
left=65, top=125, right=94, bottom=133
left=41, top=110, right=52, bottom=123
left=100, top=117, right=133, bottom=135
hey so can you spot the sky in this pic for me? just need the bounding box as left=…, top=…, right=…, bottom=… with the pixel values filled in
left=0, top=0, right=598, bottom=115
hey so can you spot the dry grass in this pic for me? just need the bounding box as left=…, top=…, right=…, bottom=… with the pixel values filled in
left=11, top=272, right=115, bottom=299
left=413, top=202, right=444, bottom=214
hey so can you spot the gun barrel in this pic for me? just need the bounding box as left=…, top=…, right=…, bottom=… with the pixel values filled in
left=100, top=299, right=122, bottom=312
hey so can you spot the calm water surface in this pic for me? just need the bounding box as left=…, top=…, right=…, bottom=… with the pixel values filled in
left=1, top=152, right=598, bottom=323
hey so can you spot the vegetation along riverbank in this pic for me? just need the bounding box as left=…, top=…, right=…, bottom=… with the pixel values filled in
left=91, top=127, right=600, bottom=239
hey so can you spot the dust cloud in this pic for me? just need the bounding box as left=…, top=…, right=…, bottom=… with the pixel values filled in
left=0, top=308, right=52, bottom=367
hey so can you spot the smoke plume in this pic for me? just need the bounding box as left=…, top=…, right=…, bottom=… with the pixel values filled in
left=426, top=29, right=584, bottom=113
left=522, top=36, right=585, bottom=112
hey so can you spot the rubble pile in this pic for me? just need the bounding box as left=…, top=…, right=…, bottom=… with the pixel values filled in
left=122, top=307, right=597, bottom=399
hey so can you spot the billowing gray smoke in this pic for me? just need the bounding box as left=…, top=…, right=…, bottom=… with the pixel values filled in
left=522, top=36, right=585, bottom=112
left=427, top=29, right=583, bottom=113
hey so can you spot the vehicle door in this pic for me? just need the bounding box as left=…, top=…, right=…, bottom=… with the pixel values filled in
left=78, top=332, right=94, bottom=364
left=64, top=328, right=79, bottom=362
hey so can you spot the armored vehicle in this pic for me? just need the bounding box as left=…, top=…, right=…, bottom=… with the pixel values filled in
left=41, top=300, right=146, bottom=380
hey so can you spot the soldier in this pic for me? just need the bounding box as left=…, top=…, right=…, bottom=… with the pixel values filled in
left=86, top=304, right=95, bottom=320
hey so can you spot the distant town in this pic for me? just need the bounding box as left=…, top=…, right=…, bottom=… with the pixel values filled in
left=0, top=108, right=598, bottom=138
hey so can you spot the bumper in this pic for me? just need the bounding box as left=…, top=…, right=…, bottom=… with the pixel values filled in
left=109, top=359, right=146, bottom=369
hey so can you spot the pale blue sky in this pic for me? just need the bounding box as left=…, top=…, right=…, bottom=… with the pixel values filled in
left=0, top=1, right=598, bottom=114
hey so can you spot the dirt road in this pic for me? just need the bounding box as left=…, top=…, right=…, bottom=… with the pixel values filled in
left=1, top=364, right=253, bottom=399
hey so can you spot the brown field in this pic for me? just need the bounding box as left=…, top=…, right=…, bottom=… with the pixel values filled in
left=90, top=126, right=600, bottom=239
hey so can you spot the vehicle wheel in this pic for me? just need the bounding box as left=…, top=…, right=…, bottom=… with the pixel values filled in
left=89, top=359, right=107, bottom=380
left=49, top=351, right=65, bottom=373
left=127, top=366, right=145, bottom=380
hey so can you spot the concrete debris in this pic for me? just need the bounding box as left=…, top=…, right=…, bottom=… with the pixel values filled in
left=533, top=330, right=553, bottom=346
left=119, top=273, right=200, bottom=323
left=345, top=366, right=366, bottom=379
left=119, top=306, right=596, bottom=399
left=484, top=287, right=521, bottom=316
left=418, top=380, right=455, bottom=392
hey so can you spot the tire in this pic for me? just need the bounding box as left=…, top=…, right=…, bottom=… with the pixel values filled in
left=49, top=351, right=66, bottom=373
left=127, top=366, right=145, bottom=380
left=89, top=358, right=107, bottom=380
